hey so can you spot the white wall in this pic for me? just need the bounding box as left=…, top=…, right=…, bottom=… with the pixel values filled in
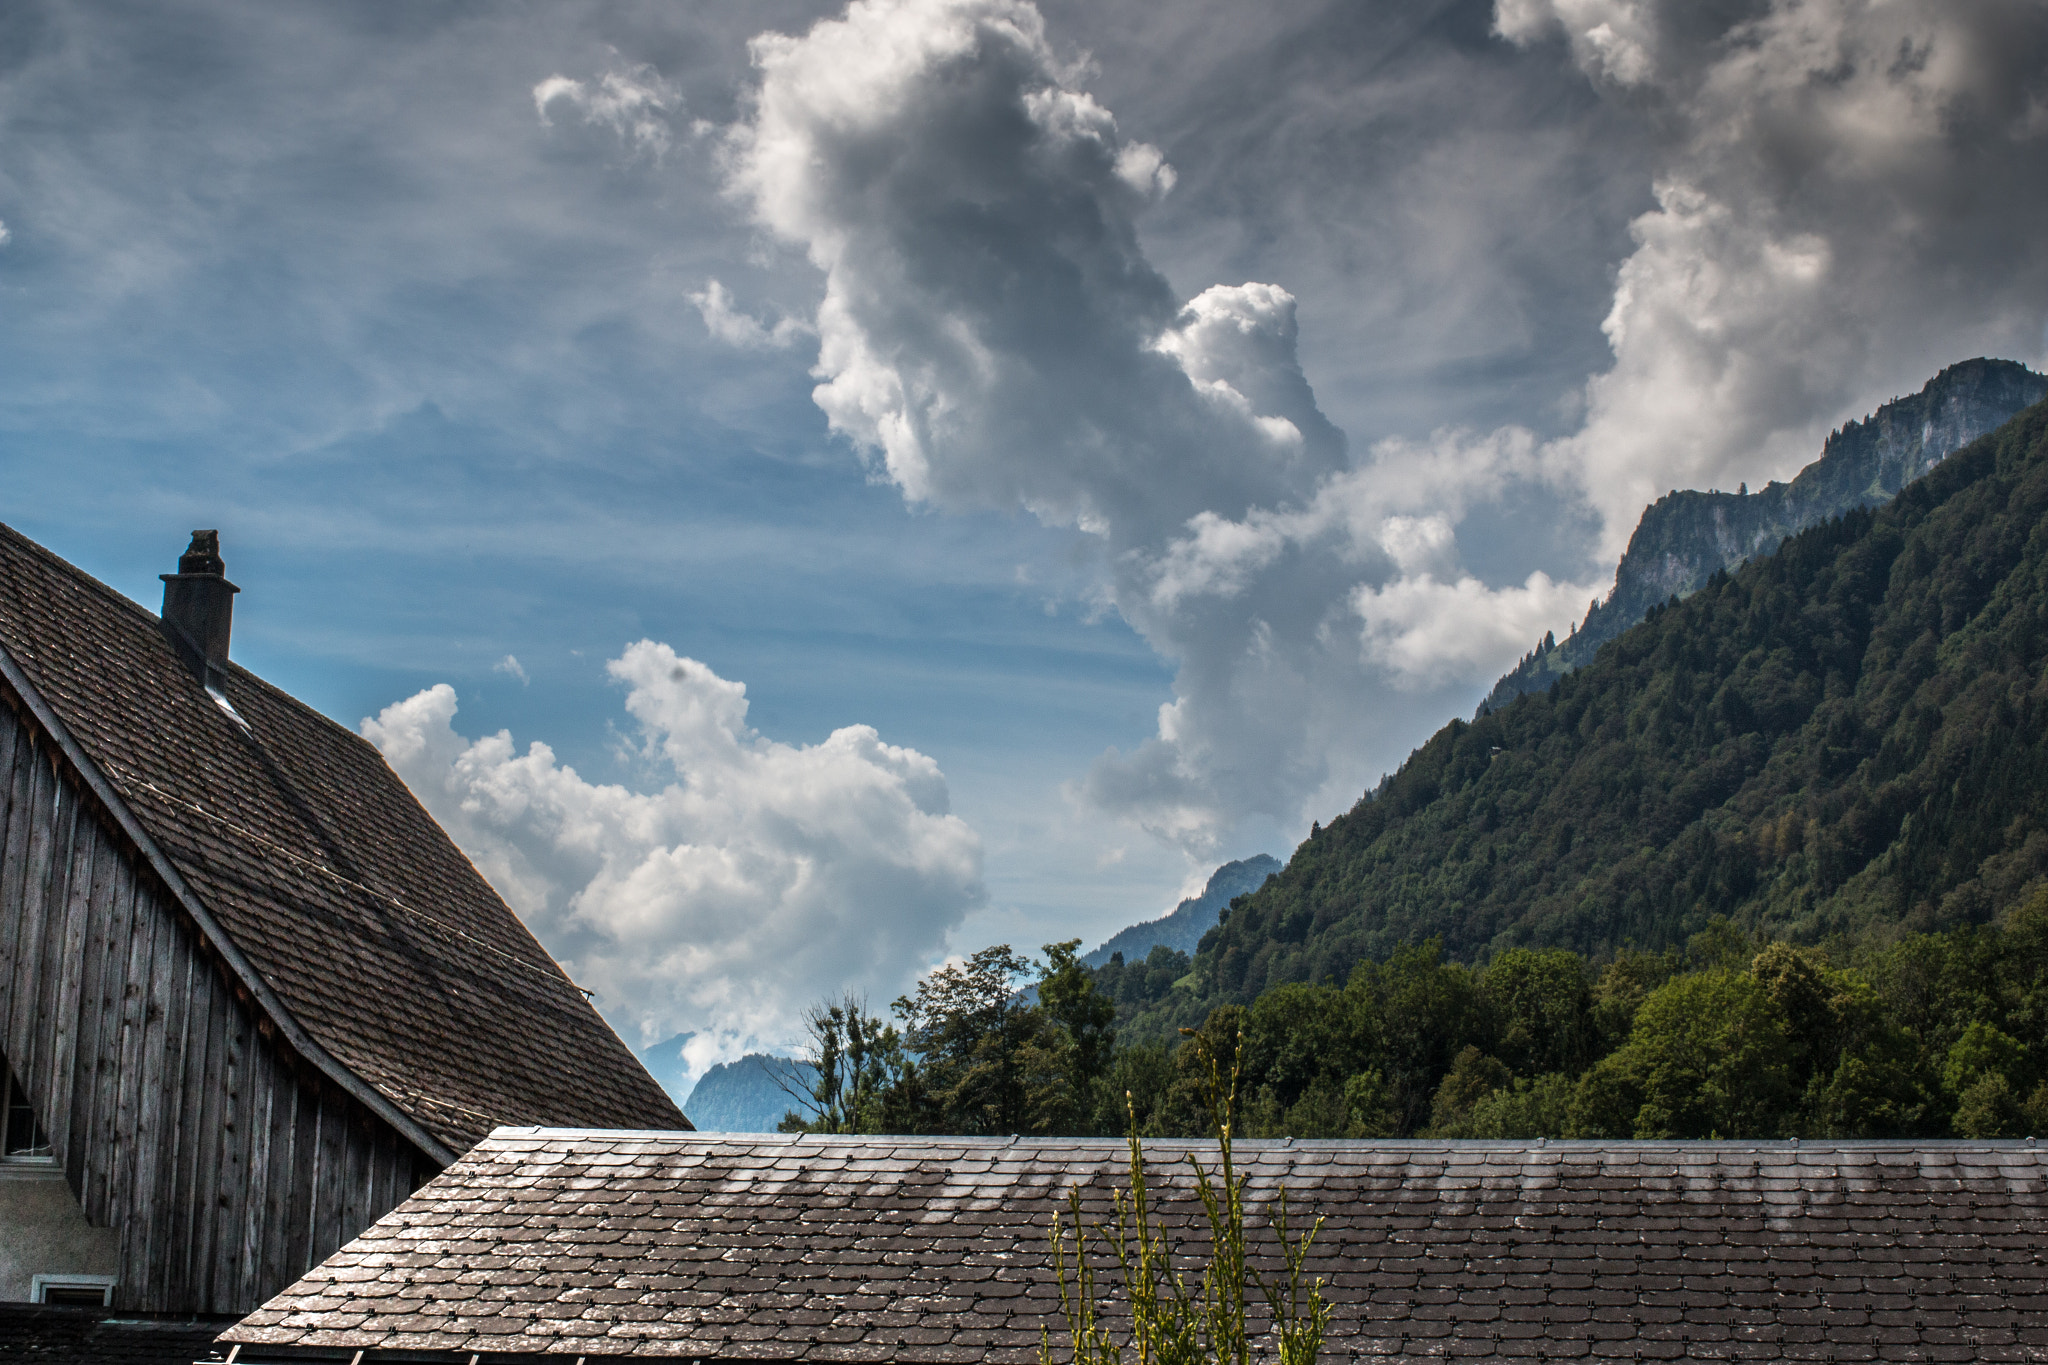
left=0, top=1164, right=119, bottom=1302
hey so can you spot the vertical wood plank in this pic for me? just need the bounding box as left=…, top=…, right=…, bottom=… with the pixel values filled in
left=162, top=932, right=204, bottom=1311
left=0, top=705, right=26, bottom=1019
left=109, top=858, right=156, bottom=1271
left=237, top=1043, right=275, bottom=1310
left=50, top=814, right=94, bottom=1195
left=70, top=822, right=118, bottom=1219
left=283, top=1070, right=319, bottom=1279
left=59, top=816, right=111, bottom=1188
left=34, top=770, right=85, bottom=1169
left=259, top=1060, right=299, bottom=1290
left=81, top=822, right=126, bottom=1219
left=9, top=745, right=57, bottom=1102
left=341, top=1102, right=371, bottom=1255
left=0, top=726, right=45, bottom=1063
left=211, top=992, right=250, bottom=1308
left=312, top=1083, right=346, bottom=1263
left=132, top=890, right=183, bottom=1312
left=186, top=964, right=229, bottom=1311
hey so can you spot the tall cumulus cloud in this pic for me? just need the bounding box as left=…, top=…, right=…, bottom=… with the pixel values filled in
left=726, top=0, right=1593, bottom=851
left=363, top=642, right=984, bottom=1071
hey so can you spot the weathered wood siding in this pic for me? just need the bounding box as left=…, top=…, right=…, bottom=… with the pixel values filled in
left=0, top=693, right=434, bottom=1314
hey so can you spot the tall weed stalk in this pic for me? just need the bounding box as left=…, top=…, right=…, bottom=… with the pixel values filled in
left=1042, top=1031, right=1331, bottom=1365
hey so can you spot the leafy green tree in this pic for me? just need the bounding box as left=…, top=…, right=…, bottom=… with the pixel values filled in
left=1232, top=982, right=1384, bottom=1138
left=1352, top=942, right=1485, bottom=1134
left=1569, top=970, right=1796, bottom=1138
left=1952, top=1073, right=2028, bottom=1138
left=1424, top=1046, right=1513, bottom=1137
left=780, top=994, right=909, bottom=1134
left=893, top=944, right=1042, bottom=1134
left=1026, top=940, right=1120, bottom=1133
left=1590, top=949, right=1683, bottom=1049
left=1466, top=1074, right=1573, bottom=1139
left=1480, top=948, right=1597, bottom=1076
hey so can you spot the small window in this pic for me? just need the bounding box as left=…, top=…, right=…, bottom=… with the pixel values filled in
left=32, top=1276, right=116, bottom=1307
left=3, top=1049, right=53, bottom=1160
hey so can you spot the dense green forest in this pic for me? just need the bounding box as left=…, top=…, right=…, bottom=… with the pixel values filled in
left=784, top=397, right=2048, bottom=1142
left=783, top=904, right=2048, bottom=1140
left=1170, top=395, right=2048, bottom=1028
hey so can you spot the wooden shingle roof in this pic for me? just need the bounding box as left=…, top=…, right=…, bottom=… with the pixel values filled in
left=0, top=524, right=686, bottom=1158
left=223, top=1129, right=2048, bottom=1363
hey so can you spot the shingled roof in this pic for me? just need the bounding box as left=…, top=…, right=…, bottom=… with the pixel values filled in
left=222, top=1129, right=2048, bottom=1363
left=0, top=525, right=686, bottom=1158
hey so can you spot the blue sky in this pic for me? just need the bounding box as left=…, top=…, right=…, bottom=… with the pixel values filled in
left=4, top=0, right=2045, bottom=1078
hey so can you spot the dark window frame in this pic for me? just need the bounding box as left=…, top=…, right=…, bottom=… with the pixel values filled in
left=2, top=1048, right=54, bottom=1161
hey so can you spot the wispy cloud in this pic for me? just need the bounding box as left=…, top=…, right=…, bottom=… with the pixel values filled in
left=688, top=279, right=812, bottom=350
left=534, top=64, right=683, bottom=159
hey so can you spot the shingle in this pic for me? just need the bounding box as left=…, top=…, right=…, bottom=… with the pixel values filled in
left=211, top=1135, right=2048, bottom=1363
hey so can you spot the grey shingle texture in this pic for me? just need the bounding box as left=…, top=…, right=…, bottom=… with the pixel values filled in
left=224, top=1130, right=2048, bottom=1362
left=0, top=524, right=686, bottom=1153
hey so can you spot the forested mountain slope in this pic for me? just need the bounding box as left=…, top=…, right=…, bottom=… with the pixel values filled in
left=1159, top=394, right=2048, bottom=1030
left=1082, top=855, right=1280, bottom=968
left=1479, top=358, right=2046, bottom=713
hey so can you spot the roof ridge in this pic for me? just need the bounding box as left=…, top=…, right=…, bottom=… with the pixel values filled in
left=0, top=521, right=390, bottom=760
left=481, top=1127, right=2045, bottom=1150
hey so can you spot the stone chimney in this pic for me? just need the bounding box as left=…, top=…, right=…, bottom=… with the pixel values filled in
left=160, top=530, right=240, bottom=689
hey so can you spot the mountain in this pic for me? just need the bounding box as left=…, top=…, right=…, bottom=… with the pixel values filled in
left=1478, top=359, right=2048, bottom=715
left=638, top=1031, right=697, bottom=1106
left=1082, top=855, right=1282, bottom=969
left=677, top=1053, right=817, bottom=1132
left=1133, top=391, right=2048, bottom=1029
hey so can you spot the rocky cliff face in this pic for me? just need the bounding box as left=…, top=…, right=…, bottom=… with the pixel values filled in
left=1479, top=358, right=2048, bottom=715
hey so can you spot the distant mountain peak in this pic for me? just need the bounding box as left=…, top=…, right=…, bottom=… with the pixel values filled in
left=1082, top=854, right=1283, bottom=970
left=1478, top=358, right=2048, bottom=716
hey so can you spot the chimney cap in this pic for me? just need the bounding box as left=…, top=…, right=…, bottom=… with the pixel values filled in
left=177, top=530, right=225, bottom=577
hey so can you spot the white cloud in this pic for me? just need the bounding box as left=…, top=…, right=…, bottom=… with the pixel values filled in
left=725, top=0, right=1575, bottom=853
left=534, top=65, right=681, bottom=158
left=1509, top=0, right=2048, bottom=555
left=493, top=653, right=529, bottom=684
left=688, top=278, right=812, bottom=350
left=361, top=642, right=984, bottom=1078
left=1354, top=568, right=1592, bottom=690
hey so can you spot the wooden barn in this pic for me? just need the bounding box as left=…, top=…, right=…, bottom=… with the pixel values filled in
left=221, top=1130, right=2048, bottom=1365
left=0, top=526, right=687, bottom=1359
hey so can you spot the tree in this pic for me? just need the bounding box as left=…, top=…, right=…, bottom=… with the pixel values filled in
left=1351, top=942, right=1484, bottom=1133
left=1479, top=948, right=1597, bottom=1077
left=1568, top=969, right=1796, bottom=1139
left=1424, top=1046, right=1512, bottom=1137
left=1029, top=940, right=1119, bottom=1132
left=779, top=994, right=910, bottom=1134
left=894, top=945, right=1040, bottom=1134
left=1235, top=982, right=1383, bottom=1139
